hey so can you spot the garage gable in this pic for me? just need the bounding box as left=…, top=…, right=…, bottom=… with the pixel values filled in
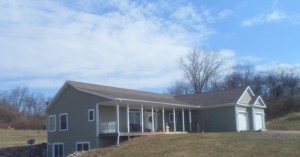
left=237, top=87, right=255, bottom=105
left=253, top=96, right=266, bottom=108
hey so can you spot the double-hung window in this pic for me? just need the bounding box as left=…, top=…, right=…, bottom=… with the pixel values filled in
left=88, top=109, right=95, bottom=122
left=48, top=115, right=56, bottom=132
left=60, top=113, right=68, bottom=131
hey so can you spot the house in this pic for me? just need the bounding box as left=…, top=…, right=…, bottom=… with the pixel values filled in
left=46, top=81, right=266, bottom=157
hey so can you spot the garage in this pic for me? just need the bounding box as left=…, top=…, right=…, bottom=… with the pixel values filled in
left=254, top=113, right=264, bottom=130
left=237, top=112, right=248, bottom=131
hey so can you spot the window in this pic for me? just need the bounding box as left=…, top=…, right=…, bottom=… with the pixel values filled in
left=60, top=113, right=68, bottom=131
left=76, top=142, right=90, bottom=151
left=88, top=109, right=95, bottom=122
left=129, top=111, right=140, bottom=124
left=53, top=143, right=64, bottom=157
left=48, top=115, right=56, bottom=132
left=169, top=113, right=175, bottom=123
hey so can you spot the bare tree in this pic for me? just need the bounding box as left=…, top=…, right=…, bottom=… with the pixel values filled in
left=223, top=64, right=256, bottom=88
left=167, top=80, right=191, bottom=96
left=179, top=49, right=224, bottom=93
left=8, top=87, right=28, bottom=112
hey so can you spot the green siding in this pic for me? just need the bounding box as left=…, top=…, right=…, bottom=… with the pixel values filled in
left=47, top=85, right=110, bottom=157
left=191, top=106, right=237, bottom=132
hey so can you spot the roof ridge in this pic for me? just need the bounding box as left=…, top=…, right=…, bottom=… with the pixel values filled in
left=67, top=80, right=174, bottom=98
left=175, top=86, right=247, bottom=97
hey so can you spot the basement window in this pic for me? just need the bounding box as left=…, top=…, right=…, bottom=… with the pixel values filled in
left=76, top=142, right=90, bottom=151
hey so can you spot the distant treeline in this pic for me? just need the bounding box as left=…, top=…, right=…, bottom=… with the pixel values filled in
left=167, top=49, right=300, bottom=120
left=0, top=87, right=50, bottom=129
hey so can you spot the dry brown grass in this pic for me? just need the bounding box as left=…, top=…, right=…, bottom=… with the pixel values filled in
left=267, top=112, right=300, bottom=130
left=80, top=132, right=300, bottom=157
left=0, top=128, right=46, bottom=148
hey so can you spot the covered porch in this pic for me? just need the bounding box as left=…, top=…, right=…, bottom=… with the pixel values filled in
left=96, top=99, right=196, bottom=146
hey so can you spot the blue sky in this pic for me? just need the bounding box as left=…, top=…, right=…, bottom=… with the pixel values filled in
left=0, top=0, right=299, bottom=97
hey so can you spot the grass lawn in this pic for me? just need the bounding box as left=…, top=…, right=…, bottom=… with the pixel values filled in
left=267, top=112, right=300, bottom=130
left=80, top=132, right=300, bottom=157
left=0, top=129, right=46, bottom=148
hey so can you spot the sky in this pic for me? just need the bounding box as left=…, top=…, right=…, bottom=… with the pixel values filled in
left=0, top=0, right=300, bottom=97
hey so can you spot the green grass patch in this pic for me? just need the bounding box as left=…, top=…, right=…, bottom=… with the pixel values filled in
left=267, top=112, right=300, bottom=130
left=80, top=132, right=300, bottom=157
left=0, top=129, right=46, bottom=148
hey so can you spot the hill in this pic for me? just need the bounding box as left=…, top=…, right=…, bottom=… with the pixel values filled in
left=266, top=112, right=300, bottom=130
left=78, top=132, right=300, bottom=157
left=0, top=129, right=46, bottom=148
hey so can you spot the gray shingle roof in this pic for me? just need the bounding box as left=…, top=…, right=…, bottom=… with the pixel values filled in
left=175, top=87, right=247, bottom=106
left=68, top=81, right=190, bottom=106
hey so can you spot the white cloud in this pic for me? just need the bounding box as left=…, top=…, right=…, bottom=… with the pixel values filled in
left=241, top=10, right=286, bottom=27
left=0, top=0, right=216, bottom=93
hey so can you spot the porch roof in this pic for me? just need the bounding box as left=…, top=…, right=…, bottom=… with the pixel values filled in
left=68, top=81, right=195, bottom=108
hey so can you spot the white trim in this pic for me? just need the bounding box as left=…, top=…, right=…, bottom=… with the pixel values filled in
left=162, top=106, right=165, bottom=132
left=173, top=108, right=176, bottom=132
left=236, top=86, right=255, bottom=104
left=127, top=104, right=130, bottom=133
left=96, top=104, right=99, bottom=137
left=151, top=106, right=154, bottom=132
left=88, top=109, right=95, bottom=122
left=75, top=141, right=90, bottom=151
left=189, top=108, right=192, bottom=132
left=46, top=82, right=68, bottom=112
left=253, top=96, right=267, bottom=108
left=59, top=113, right=68, bottom=131
left=52, top=142, right=64, bottom=157
left=140, top=105, right=144, bottom=133
left=182, top=108, right=185, bottom=132
left=48, top=115, right=56, bottom=132
left=116, top=98, right=197, bottom=108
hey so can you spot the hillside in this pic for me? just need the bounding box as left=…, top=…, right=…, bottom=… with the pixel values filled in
left=0, top=129, right=46, bottom=148
left=266, top=112, right=300, bottom=130
left=79, top=132, right=300, bottom=157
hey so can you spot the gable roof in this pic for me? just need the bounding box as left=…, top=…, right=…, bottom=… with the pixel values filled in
left=175, top=87, right=248, bottom=107
left=68, top=81, right=191, bottom=106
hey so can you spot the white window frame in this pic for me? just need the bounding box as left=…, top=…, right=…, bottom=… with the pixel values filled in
left=88, top=109, right=95, bottom=122
left=52, top=142, right=64, bottom=157
left=59, top=113, right=68, bottom=131
left=76, top=141, right=90, bottom=151
left=48, top=115, right=56, bottom=132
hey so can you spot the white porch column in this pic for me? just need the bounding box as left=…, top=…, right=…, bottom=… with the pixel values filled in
left=140, top=105, right=144, bottom=133
left=116, top=102, right=120, bottom=145
left=173, top=107, right=176, bottom=132
left=151, top=105, right=154, bottom=132
left=127, top=104, right=130, bottom=133
left=189, top=108, right=192, bottom=132
left=182, top=108, right=185, bottom=132
left=162, top=106, right=165, bottom=132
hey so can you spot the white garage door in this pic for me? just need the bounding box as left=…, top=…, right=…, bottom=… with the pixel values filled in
left=238, top=112, right=248, bottom=131
left=255, top=113, right=263, bottom=130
